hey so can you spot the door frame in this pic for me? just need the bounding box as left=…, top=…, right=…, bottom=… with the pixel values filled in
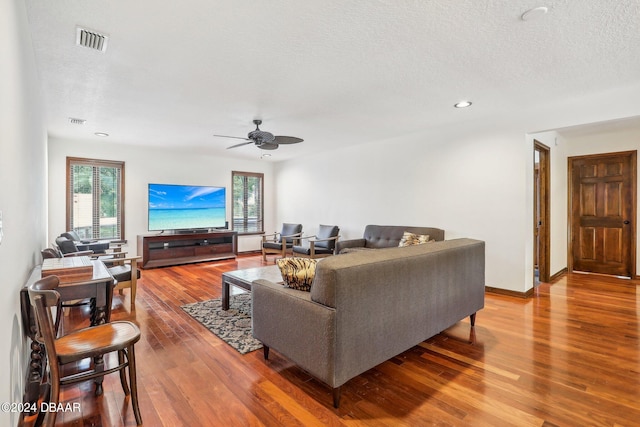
left=567, top=150, right=637, bottom=278
left=534, top=141, right=550, bottom=283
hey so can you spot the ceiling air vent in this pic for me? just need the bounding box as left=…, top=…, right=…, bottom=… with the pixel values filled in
left=76, top=27, right=109, bottom=52
left=69, top=117, right=86, bottom=125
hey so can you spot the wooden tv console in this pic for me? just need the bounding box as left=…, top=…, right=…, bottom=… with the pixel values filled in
left=137, top=230, right=237, bottom=269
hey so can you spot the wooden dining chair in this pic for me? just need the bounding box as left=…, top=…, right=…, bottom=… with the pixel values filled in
left=28, top=276, right=143, bottom=426
left=102, top=256, right=141, bottom=311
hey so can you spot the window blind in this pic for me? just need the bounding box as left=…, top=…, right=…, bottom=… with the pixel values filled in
left=232, top=171, right=264, bottom=234
left=67, top=157, right=125, bottom=240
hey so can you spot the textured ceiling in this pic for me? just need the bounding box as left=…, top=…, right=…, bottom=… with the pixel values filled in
left=24, top=0, right=640, bottom=161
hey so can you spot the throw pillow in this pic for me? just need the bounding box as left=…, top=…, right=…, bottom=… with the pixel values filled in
left=276, top=257, right=318, bottom=292
left=398, top=231, right=432, bottom=247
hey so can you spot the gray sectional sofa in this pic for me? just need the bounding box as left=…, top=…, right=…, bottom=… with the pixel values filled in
left=335, top=224, right=445, bottom=253
left=251, top=237, right=485, bottom=408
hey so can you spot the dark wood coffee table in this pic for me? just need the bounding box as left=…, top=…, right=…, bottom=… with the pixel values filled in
left=221, top=265, right=283, bottom=310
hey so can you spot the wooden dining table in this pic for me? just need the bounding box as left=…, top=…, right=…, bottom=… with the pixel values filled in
left=20, top=259, right=115, bottom=412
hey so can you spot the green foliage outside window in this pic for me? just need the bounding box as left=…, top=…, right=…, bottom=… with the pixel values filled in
left=232, top=172, right=263, bottom=234
left=68, top=158, right=124, bottom=240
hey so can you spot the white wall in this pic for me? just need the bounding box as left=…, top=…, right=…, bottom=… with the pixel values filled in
left=275, top=125, right=533, bottom=293
left=274, top=120, right=640, bottom=296
left=47, top=139, right=275, bottom=253
left=0, top=0, right=48, bottom=425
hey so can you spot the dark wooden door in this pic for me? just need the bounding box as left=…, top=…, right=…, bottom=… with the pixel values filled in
left=534, top=141, right=550, bottom=283
left=569, top=151, right=636, bottom=277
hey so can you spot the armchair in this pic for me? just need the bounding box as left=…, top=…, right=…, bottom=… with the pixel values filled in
left=42, top=246, right=92, bottom=259
left=292, top=225, right=340, bottom=259
left=55, top=236, right=91, bottom=256
left=59, top=232, right=112, bottom=254
left=262, top=223, right=303, bottom=262
left=60, top=231, right=83, bottom=242
left=54, top=236, right=125, bottom=261
left=61, top=231, right=126, bottom=251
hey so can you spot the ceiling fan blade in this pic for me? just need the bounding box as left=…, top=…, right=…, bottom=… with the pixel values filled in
left=214, top=134, right=251, bottom=141
left=258, top=142, right=279, bottom=150
left=273, top=136, right=303, bottom=144
left=227, top=141, right=255, bottom=149
left=217, top=121, right=302, bottom=151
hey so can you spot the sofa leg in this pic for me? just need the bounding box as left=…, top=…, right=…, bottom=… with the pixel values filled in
left=263, top=345, right=270, bottom=360
left=470, top=313, right=476, bottom=327
left=332, top=387, right=341, bottom=408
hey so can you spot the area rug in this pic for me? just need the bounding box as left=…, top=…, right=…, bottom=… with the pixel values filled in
left=181, top=294, right=263, bottom=355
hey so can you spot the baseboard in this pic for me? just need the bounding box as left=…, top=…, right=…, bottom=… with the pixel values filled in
left=485, top=286, right=535, bottom=299
left=549, top=268, right=567, bottom=283
left=485, top=268, right=570, bottom=298
left=237, top=250, right=262, bottom=256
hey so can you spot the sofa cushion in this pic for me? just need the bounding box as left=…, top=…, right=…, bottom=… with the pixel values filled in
left=398, top=231, right=432, bottom=247
left=263, top=241, right=293, bottom=250
left=335, top=226, right=445, bottom=254
left=339, top=247, right=372, bottom=254
left=362, top=225, right=444, bottom=248
left=276, top=257, right=318, bottom=291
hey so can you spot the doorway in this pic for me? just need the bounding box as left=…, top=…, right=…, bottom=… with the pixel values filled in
left=534, top=141, right=550, bottom=284
left=568, top=151, right=637, bottom=278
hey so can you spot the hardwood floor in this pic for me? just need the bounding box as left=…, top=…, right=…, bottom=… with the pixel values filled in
left=29, top=255, right=640, bottom=426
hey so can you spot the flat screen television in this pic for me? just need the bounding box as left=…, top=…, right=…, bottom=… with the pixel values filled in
left=148, top=183, right=226, bottom=232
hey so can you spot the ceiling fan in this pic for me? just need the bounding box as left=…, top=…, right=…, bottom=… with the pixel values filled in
left=214, top=119, right=304, bottom=150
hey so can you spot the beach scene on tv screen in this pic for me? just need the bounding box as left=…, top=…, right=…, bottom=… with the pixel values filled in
left=148, top=184, right=226, bottom=230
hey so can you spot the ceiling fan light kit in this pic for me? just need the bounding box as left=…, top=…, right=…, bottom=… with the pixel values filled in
left=214, top=119, right=303, bottom=151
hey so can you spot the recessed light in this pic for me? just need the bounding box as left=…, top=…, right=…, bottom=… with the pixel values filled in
left=521, top=6, right=548, bottom=21
left=94, top=132, right=109, bottom=137
left=261, top=154, right=272, bottom=159
left=454, top=101, right=472, bottom=108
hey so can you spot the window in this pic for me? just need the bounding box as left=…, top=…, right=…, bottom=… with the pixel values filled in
left=232, top=171, right=263, bottom=234
left=66, top=157, right=124, bottom=240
